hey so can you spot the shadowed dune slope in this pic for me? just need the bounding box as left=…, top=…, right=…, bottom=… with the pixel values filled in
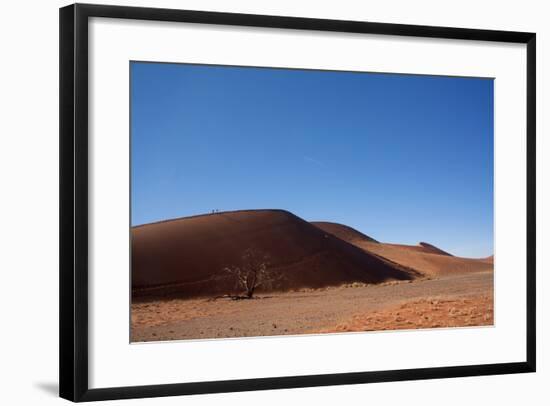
left=132, top=210, right=417, bottom=299
left=355, top=241, right=492, bottom=277
left=311, top=222, right=379, bottom=244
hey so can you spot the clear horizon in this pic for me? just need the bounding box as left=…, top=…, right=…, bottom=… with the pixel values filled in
left=131, top=62, right=494, bottom=258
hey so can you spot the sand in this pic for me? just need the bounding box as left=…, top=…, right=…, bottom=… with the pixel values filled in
left=311, top=294, right=493, bottom=333
left=131, top=272, right=493, bottom=341
left=356, top=241, right=492, bottom=277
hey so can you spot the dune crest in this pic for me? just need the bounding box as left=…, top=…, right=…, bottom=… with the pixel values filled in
left=311, top=221, right=379, bottom=244
left=418, top=242, right=453, bottom=256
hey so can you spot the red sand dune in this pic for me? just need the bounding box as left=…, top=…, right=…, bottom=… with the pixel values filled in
left=132, top=210, right=417, bottom=299
left=382, top=242, right=452, bottom=256
left=311, top=221, right=379, bottom=244
left=354, top=241, right=492, bottom=277
left=418, top=242, right=453, bottom=256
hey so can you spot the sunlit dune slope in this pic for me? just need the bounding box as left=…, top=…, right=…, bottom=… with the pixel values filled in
left=355, top=241, right=492, bottom=277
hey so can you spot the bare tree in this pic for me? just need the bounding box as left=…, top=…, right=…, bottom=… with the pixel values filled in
left=219, top=248, right=281, bottom=299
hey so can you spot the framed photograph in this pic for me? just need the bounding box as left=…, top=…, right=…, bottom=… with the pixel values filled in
left=59, top=3, right=536, bottom=402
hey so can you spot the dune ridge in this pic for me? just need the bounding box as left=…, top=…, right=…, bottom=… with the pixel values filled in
left=311, top=221, right=379, bottom=244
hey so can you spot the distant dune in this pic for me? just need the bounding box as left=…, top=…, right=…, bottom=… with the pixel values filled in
left=418, top=242, right=453, bottom=256
left=381, top=242, right=452, bottom=256
left=355, top=241, right=492, bottom=277
left=311, top=222, right=379, bottom=244
left=132, top=210, right=417, bottom=299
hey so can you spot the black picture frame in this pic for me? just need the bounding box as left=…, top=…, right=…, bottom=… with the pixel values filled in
left=59, top=3, right=536, bottom=402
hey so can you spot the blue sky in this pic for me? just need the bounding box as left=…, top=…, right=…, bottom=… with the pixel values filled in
left=131, top=62, right=494, bottom=258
